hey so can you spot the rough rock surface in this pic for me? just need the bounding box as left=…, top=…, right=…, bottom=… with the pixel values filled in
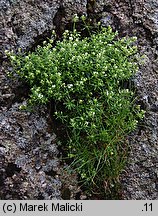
left=0, top=102, right=61, bottom=199
left=0, top=0, right=158, bottom=199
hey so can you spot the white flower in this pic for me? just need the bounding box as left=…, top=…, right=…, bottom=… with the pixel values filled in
left=81, top=15, right=86, bottom=21
left=89, top=111, right=95, bottom=117
left=93, top=71, right=98, bottom=75
left=85, top=121, right=89, bottom=126
left=83, top=78, right=87, bottom=82
left=73, top=14, right=79, bottom=22
left=67, top=84, right=73, bottom=88
left=57, top=72, right=61, bottom=76
left=69, top=37, right=73, bottom=41
left=79, top=81, right=84, bottom=85
left=38, top=93, right=43, bottom=99
left=79, top=100, right=83, bottom=104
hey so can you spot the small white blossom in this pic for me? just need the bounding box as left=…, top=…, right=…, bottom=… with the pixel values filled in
left=57, top=72, right=61, bottom=76
left=69, top=37, right=73, bottom=41
left=67, top=84, right=73, bottom=89
left=85, top=121, right=89, bottom=126
left=73, top=14, right=79, bottom=22
left=79, top=100, right=83, bottom=104
left=93, top=71, right=98, bottom=75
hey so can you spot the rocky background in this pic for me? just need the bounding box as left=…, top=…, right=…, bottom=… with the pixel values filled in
left=0, top=0, right=157, bottom=199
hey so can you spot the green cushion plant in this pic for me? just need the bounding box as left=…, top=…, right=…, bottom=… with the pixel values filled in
left=7, top=19, right=145, bottom=193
